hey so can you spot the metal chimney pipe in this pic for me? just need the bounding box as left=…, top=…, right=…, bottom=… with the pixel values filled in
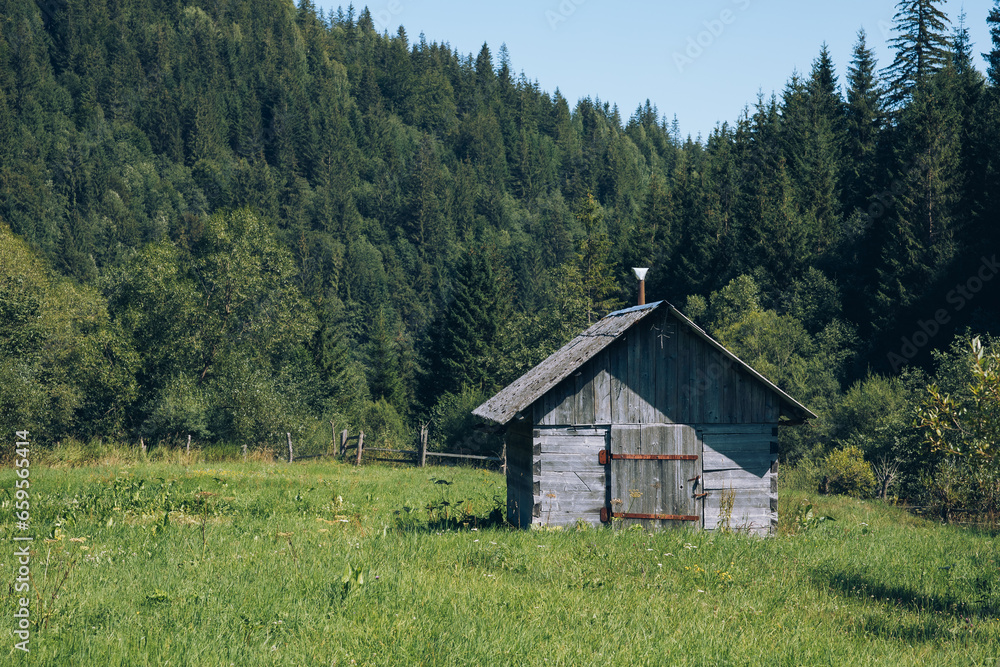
left=632, top=268, right=649, bottom=306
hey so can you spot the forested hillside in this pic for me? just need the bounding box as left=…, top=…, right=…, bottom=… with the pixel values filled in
left=1, top=0, right=998, bottom=496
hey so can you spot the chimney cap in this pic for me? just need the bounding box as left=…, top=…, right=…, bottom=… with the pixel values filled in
left=632, top=267, right=649, bottom=281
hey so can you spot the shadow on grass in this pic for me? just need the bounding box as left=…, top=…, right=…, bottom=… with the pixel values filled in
left=956, top=523, right=1000, bottom=539
left=390, top=499, right=510, bottom=533
left=812, top=566, right=1000, bottom=635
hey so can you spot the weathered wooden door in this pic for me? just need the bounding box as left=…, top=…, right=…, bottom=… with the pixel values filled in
left=604, top=424, right=703, bottom=530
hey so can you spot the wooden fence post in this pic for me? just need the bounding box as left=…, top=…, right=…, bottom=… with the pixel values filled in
left=419, top=423, right=428, bottom=467
left=187, top=434, right=191, bottom=455
left=140, top=437, right=147, bottom=455
left=340, top=430, right=349, bottom=457
left=355, top=431, right=364, bottom=466
left=242, top=443, right=248, bottom=460
left=287, top=432, right=293, bottom=463
left=330, top=421, right=336, bottom=454
left=501, top=438, right=507, bottom=476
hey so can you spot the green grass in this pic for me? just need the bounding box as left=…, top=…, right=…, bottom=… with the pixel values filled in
left=2, top=459, right=999, bottom=666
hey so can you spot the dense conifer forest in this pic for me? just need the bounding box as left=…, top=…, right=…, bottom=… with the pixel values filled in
left=1, top=0, right=999, bottom=506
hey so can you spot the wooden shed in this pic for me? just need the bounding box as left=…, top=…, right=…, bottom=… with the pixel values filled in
left=472, top=300, right=816, bottom=535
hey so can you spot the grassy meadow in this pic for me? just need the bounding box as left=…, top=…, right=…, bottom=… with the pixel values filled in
left=2, top=451, right=999, bottom=666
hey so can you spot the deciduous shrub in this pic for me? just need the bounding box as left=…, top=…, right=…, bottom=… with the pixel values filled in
left=822, top=445, right=876, bottom=498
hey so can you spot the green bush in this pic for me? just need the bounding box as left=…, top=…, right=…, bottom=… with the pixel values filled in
left=916, top=458, right=1000, bottom=523
left=360, top=398, right=410, bottom=450
left=822, top=445, right=876, bottom=498
left=778, top=459, right=823, bottom=492
left=428, top=386, right=502, bottom=455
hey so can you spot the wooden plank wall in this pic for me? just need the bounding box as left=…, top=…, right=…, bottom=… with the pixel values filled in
left=531, top=426, right=608, bottom=527
left=533, top=311, right=783, bottom=427
left=504, top=418, right=534, bottom=528
left=698, top=423, right=779, bottom=536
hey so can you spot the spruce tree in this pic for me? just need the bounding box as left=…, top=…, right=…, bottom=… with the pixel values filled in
left=844, top=29, right=886, bottom=216
left=985, top=0, right=1000, bottom=87
left=735, top=96, right=809, bottom=287
left=951, top=11, right=986, bottom=233
left=873, top=65, right=962, bottom=332
left=574, top=192, right=621, bottom=323
left=842, top=29, right=888, bottom=312
left=667, top=140, right=717, bottom=298
left=882, top=0, right=952, bottom=107
left=367, top=305, right=404, bottom=409
left=430, top=246, right=511, bottom=397
left=792, top=46, right=844, bottom=253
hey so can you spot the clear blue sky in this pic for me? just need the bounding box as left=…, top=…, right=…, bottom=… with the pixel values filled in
left=317, top=0, right=994, bottom=139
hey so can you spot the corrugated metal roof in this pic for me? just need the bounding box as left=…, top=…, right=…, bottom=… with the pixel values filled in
left=472, top=300, right=817, bottom=425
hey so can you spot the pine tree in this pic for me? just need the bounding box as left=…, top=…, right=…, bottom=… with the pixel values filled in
left=873, top=64, right=962, bottom=331
left=574, top=192, right=621, bottom=323
left=842, top=30, right=888, bottom=312
left=882, top=0, right=952, bottom=107
left=429, top=246, right=512, bottom=397
left=312, top=306, right=367, bottom=413
left=666, top=139, right=718, bottom=298
left=844, top=29, right=886, bottom=216
left=985, top=0, right=1000, bottom=87
left=950, top=10, right=986, bottom=234
left=367, top=305, right=404, bottom=408
left=809, top=43, right=845, bottom=127
left=735, top=96, right=809, bottom=287
left=789, top=46, right=843, bottom=253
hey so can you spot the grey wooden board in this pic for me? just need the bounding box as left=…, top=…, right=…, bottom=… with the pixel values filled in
left=537, top=444, right=606, bottom=457
left=594, top=350, right=612, bottom=424
left=654, top=319, right=676, bottom=424
left=537, top=496, right=605, bottom=509
left=702, top=469, right=771, bottom=490
left=535, top=427, right=608, bottom=437
left=535, top=512, right=604, bottom=527
left=704, top=502, right=775, bottom=518
left=538, top=454, right=605, bottom=471
left=574, top=362, right=595, bottom=425
left=640, top=324, right=658, bottom=423
left=695, top=423, right=777, bottom=435
left=626, top=329, right=641, bottom=423
left=535, top=491, right=606, bottom=503
left=536, top=435, right=607, bottom=450
left=507, top=473, right=533, bottom=487
left=474, top=302, right=815, bottom=426
left=553, top=376, right=575, bottom=425
left=676, top=327, right=690, bottom=423
left=691, top=327, right=703, bottom=422
left=609, top=424, right=639, bottom=455
left=610, top=335, right=628, bottom=424
left=703, top=450, right=772, bottom=473
left=538, top=472, right=605, bottom=492
left=704, top=510, right=775, bottom=531
left=703, top=494, right=773, bottom=513
left=702, top=348, right=720, bottom=423
left=702, top=434, right=775, bottom=448
left=506, top=465, right=531, bottom=479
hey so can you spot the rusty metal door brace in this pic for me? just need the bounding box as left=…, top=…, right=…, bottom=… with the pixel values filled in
left=600, top=508, right=700, bottom=522
left=599, top=451, right=698, bottom=465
